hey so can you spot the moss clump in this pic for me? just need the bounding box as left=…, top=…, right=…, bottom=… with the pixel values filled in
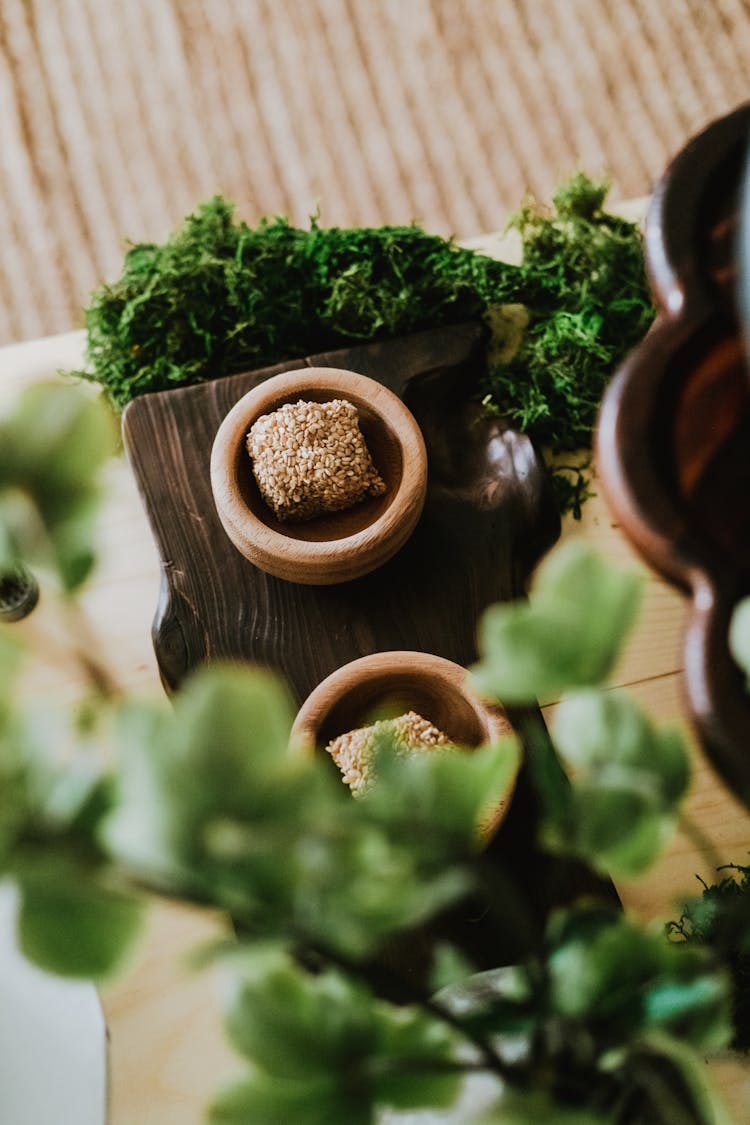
left=71, top=176, right=654, bottom=516
left=670, top=864, right=750, bottom=1051
left=76, top=206, right=521, bottom=408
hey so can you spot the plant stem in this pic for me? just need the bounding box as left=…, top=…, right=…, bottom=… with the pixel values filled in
left=514, top=708, right=572, bottom=819
left=301, top=937, right=515, bottom=1083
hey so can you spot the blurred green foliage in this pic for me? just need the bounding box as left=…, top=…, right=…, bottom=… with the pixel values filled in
left=0, top=382, right=740, bottom=1123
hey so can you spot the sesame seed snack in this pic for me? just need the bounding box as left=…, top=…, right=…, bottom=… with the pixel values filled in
left=246, top=398, right=387, bottom=523
left=327, top=710, right=453, bottom=796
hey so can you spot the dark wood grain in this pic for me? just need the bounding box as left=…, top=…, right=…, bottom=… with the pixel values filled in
left=123, top=322, right=560, bottom=703
left=123, top=322, right=620, bottom=972
left=597, top=105, right=750, bottom=809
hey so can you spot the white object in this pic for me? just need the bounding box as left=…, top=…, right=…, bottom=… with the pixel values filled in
left=0, top=882, right=107, bottom=1125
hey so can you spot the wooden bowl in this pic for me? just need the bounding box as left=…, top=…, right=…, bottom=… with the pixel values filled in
left=596, top=104, right=750, bottom=808
left=291, top=650, right=518, bottom=837
left=210, top=366, right=428, bottom=584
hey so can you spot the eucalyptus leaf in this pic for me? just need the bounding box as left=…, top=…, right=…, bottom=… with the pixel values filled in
left=371, top=1004, right=461, bottom=1111
left=477, top=1090, right=610, bottom=1124
left=434, top=963, right=536, bottom=1036
left=97, top=699, right=177, bottom=880
left=210, top=1073, right=370, bottom=1125
left=547, top=907, right=732, bottom=1052
left=16, top=859, right=143, bottom=979
left=220, top=955, right=461, bottom=1118
left=363, top=737, right=521, bottom=853
left=222, top=959, right=376, bottom=1078
left=102, top=664, right=297, bottom=885
left=553, top=690, right=689, bottom=805
left=546, top=784, right=668, bottom=877
left=429, top=942, right=478, bottom=995
left=0, top=383, right=116, bottom=590
left=103, top=664, right=472, bottom=957
left=0, top=738, right=28, bottom=868
left=643, top=974, right=732, bottom=1050
left=8, top=703, right=113, bottom=840
left=625, top=1031, right=735, bottom=1125
left=472, top=543, right=641, bottom=704
left=548, top=909, right=652, bottom=1024
left=546, top=690, right=689, bottom=875
left=284, top=823, right=471, bottom=960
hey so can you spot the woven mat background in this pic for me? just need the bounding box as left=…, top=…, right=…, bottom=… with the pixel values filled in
left=1, top=0, right=749, bottom=346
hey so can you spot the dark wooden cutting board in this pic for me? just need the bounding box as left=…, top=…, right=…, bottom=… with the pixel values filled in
left=123, top=321, right=560, bottom=701
left=123, top=321, right=615, bottom=963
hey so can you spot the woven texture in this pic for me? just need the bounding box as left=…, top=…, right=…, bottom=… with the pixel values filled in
left=1, top=0, right=749, bottom=345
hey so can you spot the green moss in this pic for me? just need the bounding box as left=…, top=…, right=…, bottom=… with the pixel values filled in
left=485, top=174, right=655, bottom=452
left=670, top=864, right=750, bottom=1051
left=70, top=177, right=655, bottom=516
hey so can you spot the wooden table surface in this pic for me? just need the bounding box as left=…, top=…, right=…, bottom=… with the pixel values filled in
left=2, top=222, right=750, bottom=1121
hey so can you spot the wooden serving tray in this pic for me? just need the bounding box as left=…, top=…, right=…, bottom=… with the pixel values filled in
left=123, top=321, right=616, bottom=964
left=123, top=321, right=560, bottom=701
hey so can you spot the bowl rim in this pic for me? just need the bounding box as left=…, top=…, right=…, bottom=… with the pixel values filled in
left=291, top=649, right=512, bottom=752
left=210, top=366, right=428, bottom=575
left=291, top=649, right=519, bottom=841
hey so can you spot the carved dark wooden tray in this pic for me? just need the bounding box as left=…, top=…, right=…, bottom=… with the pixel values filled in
left=123, top=320, right=615, bottom=963
left=123, top=321, right=561, bottom=701
left=598, top=104, right=750, bottom=809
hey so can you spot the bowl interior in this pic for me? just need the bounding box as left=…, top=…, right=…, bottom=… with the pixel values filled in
left=314, top=667, right=491, bottom=750
left=234, top=386, right=403, bottom=543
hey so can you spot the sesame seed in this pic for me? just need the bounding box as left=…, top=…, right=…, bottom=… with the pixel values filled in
left=326, top=711, right=454, bottom=796
left=246, top=398, right=387, bottom=523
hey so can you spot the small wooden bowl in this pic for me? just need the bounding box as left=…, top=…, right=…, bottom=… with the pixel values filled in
left=291, top=650, right=518, bottom=838
left=210, top=367, right=428, bottom=584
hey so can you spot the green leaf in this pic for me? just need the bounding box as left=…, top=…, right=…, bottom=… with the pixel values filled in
left=97, top=699, right=176, bottom=878
left=102, top=664, right=297, bottom=884
left=0, top=627, right=23, bottom=685
left=221, top=958, right=376, bottom=1079
left=434, top=964, right=538, bottom=1044
left=0, top=629, right=24, bottom=742
left=0, top=740, right=28, bottom=868
left=210, top=1074, right=369, bottom=1125
left=364, top=736, right=521, bottom=852
left=0, top=383, right=116, bottom=590
left=5, top=382, right=115, bottom=485
left=371, top=1004, right=461, bottom=1111
left=546, top=907, right=732, bottom=1052
left=545, top=691, right=689, bottom=875
left=104, top=662, right=482, bottom=956
left=429, top=942, right=478, bottom=994
left=643, top=974, right=732, bottom=1050
left=563, top=786, right=668, bottom=876
left=626, top=1031, right=735, bottom=1125
left=104, top=663, right=499, bottom=957
left=16, top=859, right=143, bottom=979
left=477, top=1088, right=610, bottom=1123
left=7, top=703, right=113, bottom=841
left=288, top=824, right=470, bottom=959
left=471, top=543, right=641, bottom=704
left=539, top=776, right=667, bottom=877
left=548, top=908, right=653, bottom=1024
left=219, top=954, right=461, bottom=1118
left=553, top=691, right=689, bottom=803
